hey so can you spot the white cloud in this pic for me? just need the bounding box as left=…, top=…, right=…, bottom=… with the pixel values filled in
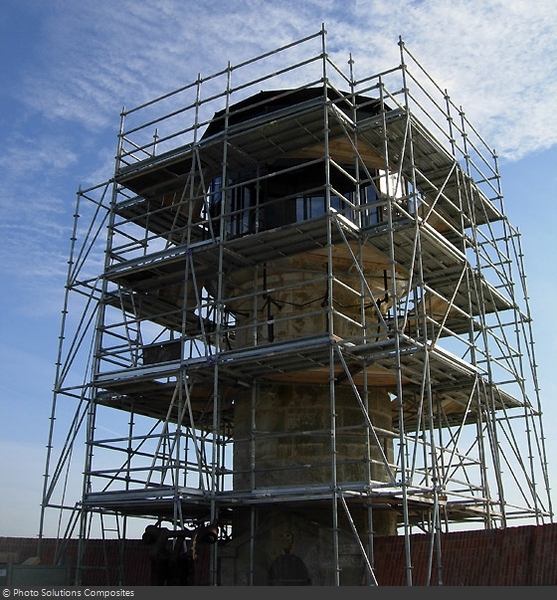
left=0, top=133, right=77, bottom=177
left=0, top=0, right=555, bottom=541
left=0, top=0, right=554, bottom=298
left=348, top=0, right=557, bottom=159
left=14, top=0, right=557, bottom=161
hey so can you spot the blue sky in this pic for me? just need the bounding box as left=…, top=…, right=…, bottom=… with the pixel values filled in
left=1, top=0, right=556, bottom=538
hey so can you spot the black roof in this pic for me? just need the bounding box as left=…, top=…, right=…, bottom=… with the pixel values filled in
left=203, top=87, right=382, bottom=138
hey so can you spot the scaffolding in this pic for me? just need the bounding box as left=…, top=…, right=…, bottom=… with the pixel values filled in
left=39, top=27, right=552, bottom=585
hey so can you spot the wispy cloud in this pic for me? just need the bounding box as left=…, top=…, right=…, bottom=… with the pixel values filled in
left=2, top=0, right=556, bottom=293
left=0, top=130, right=76, bottom=301
left=13, top=0, right=557, bottom=161
left=0, top=132, right=77, bottom=178
left=1, top=0, right=555, bottom=538
left=348, top=0, right=557, bottom=159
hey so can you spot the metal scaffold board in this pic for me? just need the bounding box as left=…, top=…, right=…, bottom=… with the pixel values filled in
left=38, top=28, right=552, bottom=588
left=358, top=111, right=503, bottom=228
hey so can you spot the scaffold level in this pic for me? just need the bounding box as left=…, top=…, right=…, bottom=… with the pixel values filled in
left=39, top=27, right=552, bottom=586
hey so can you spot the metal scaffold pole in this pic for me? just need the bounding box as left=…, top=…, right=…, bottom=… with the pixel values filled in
left=39, top=27, right=552, bottom=586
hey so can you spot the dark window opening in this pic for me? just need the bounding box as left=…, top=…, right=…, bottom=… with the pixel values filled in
left=207, top=160, right=409, bottom=237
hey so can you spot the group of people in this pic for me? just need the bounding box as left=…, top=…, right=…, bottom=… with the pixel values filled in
left=142, top=521, right=218, bottom=586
